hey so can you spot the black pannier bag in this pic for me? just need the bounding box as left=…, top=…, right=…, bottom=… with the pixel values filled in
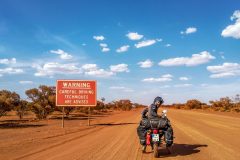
left=140, top=118, right=151, bottom=129
left=149, top=117, right=168, bottom=129
left=137, top=125, right=146, bottom=144
left=137, top=118, right=151, bottom=145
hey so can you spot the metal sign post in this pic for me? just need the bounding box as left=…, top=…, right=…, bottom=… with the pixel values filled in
left=88, top=107, right=90, bottom=126
left=62, top=107, right=65, bottom=128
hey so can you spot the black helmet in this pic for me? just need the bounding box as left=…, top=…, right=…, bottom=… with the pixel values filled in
left=153, top=96, right=164, bottom=105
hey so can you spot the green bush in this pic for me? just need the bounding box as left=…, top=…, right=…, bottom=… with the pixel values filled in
left=0, top=90, right=20, bottom=117
left=185, top=99, right=202, bottom=109
left=25, top=85, right=55, bottom=119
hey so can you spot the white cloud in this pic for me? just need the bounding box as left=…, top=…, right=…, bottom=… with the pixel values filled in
left=174, top=83, right=192, bottom=87
left=84, top=69, right=114, bottom=77
left=222, top=10, right=240, bottom=39
left=0, top=58, right=16, bottom=65
left=181, top=27, right=197, bottom=35
left=210, top=72, right=236, bottom=78
left=0, top=67, right=24, bottom=75
left=82, top=64, right=98, bottom=71
left=34, top=62, right=127, bottom=78
left=142, top=77, right=171, bottom=82
left=109, top=86, right=134, bottom=92
left=179, top=77, right=189, bottom=81
left=110, top=64, right=129, bottom=72
left=116, top=45, right=130, bottom=53
left=165, top=44, right=171, bottom=47
left=50, top=49, right=73, bottom=60
left=33, top=62, right=81, bottom=77
left=186, top=27, right=197, bottom=34
left=162, top=74, right=173, bottom=78
left=142, top=74, right=173, bottom=82
left=99, top=43, right=110, bottom=52
left=100, top=43, right=108, bottom=48
left=158, top=51, right=215, bottom=67
left=135, top=39, right=156, bottom=48
left=102, top=47, right=110, bottom=52
left=126, top=32, right=143, bottom=40
left=156, top=38, right=163, bottom=42
left=207, top=62, right=240, bottom=78
left=19, top=81, right=33, bottom=84
left=93, top=35, right=105, bottom=41
left=230, top=10, right=240, bottom=21
left=82, top=63, right=114, bottom=77
left=207, top=63, right=240, bottom=73
left=138, top=59, right=154, bottom=68
left=82, top=63, right=130, bottom=77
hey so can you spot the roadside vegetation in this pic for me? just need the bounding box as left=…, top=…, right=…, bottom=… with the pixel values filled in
left=1, top=85, right=240, bottom=120
left=0, top=85, right=146, bottom=120
left=163, top=94, right=240, bottom=113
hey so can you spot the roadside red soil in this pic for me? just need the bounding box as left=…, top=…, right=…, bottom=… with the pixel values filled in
left=0, top=109, right=239, bottom=160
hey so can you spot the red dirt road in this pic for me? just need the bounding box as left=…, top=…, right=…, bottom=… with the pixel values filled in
left=1, top=109, right=240, bottom=160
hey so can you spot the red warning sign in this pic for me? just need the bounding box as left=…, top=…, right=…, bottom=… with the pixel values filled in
left=56, top=80, right=97, bottom=106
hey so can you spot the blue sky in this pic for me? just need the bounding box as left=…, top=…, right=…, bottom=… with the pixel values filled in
left=0, top=0, right=240, bottom=104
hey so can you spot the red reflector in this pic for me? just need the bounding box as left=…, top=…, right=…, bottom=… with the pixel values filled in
left=153, top=129, right=158, bottom=134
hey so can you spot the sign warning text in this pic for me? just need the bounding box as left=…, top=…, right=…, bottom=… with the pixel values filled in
left=56, top=80, right=97, bottom=106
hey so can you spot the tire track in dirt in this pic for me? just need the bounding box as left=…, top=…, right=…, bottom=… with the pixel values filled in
left=10, top=109, right=240, bottom=160
left=169, top=110, right=240, bottom=160
left=15, top=126, right=106, bottom=160
left=17, top=111, right=139, bottom=160
left=84, top=126, right=129, bottom=160
left=91, top=113, right=141, bottom=160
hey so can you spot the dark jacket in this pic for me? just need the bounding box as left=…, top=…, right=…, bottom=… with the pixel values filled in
left=141, top=104, right=159, bottom=119
left=141, top=97, right=163, bottom=119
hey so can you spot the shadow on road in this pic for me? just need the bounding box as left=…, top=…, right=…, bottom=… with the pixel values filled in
left=94, top=122, right=138, bottom=126
left=159, top=143, right=208, bottom=157
left=50, top=117, right=96, bottom=120
left=49, top=114, right=108, bottom=121
left=0, top=119, right=29, bottom=123
left=0, top=123, right=46, bottom=129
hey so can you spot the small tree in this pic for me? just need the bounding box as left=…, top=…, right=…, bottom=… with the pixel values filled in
left=185, top=99, right=202, bottom=109
left=25, top=85, right=56, bottom=119
left=113, top=99, right=132, bottom=111
left=209, top=97, right=233, bottom=112
left=15, top=100, right=29, bottom=119
left=105, top=102, right=115, bottom=109
left=0, top=90, right=20, bottom=117
left=95, top=100, right=105, bottom=110
left=121, top=99, right=132, bottom=110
